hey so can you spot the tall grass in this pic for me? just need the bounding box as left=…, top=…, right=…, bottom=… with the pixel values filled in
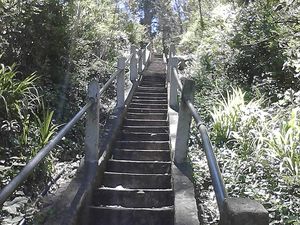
left=208, top=87, right=300, bottom=224
left=211, top=87, right=299, bottom=176
left=0, top=63, right=40, bottom=120
left=211, top=88, right=245, bottom=144
left=211, top=87, right=266, bottom=155
left=267, top=107, right=300, bottom=176
left=0, top=63, right=59, bottom=193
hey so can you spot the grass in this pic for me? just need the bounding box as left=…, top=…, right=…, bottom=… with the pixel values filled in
left=266, top=107, right=300, bottom=176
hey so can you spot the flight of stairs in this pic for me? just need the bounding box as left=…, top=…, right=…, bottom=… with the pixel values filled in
left=88, top=57, right=174, bottom=225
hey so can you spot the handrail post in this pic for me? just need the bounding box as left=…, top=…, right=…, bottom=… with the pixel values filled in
left=84, top=80, right=100, bottom=174
left=169, top=57, right=179, bottom=111
left=174, top=78, right=195, bottom=164
left=117, top=57, right=126, bottom=107
left=147, top=41, right=152, bottom=63
left=138, top=49, right=143, bottom=73
left=220, top=198, right=269, bottom=225
left=167, top=44, right=175, bottom=82
left=143, top=46, right=147, bottom=67
left=130, top=45, right=138, bottom=83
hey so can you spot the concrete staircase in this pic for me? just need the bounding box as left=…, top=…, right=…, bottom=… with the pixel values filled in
left=88, top=57, right=174, bottom=225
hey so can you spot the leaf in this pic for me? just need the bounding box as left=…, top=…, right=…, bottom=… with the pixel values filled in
left=0, top=165, right=8, bottom=172
left=2, top=215, right=24, bottom=224
left=3, top=196, right=28, bottom=215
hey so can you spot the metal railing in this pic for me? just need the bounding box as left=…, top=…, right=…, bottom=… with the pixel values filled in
left=167, top=44, right=268, bottom=224
left=0, top=43, right=152, bottom=206
left=167, top=48, right=227, bottom=211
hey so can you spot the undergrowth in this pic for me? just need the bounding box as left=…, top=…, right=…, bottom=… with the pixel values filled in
left=183, top=2, right=300, bottom=224
left=0, top=63, right=59, bottom=224
left=189, top=81, right=300, bottom=224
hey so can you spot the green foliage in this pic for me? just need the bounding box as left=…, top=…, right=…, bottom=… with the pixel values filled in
left=0, top=64, right=39, bottom=120
left=181, top=1, right=300, bottom=95
left=183, top=2, right=300, bottom=220
left=0, top=0, right=142, bottom=223
left=192, top=83, right=300, bottom=224
left=227, top=0, right=300, bottom=95
left=179, top=17, right=203, bottom=52
left=0, top=64, right=39, bottom=151
left=0, top=0, right=69, bottom=83
left=125, top=21, right=145, bottom=44
left=34, top=109, right=59, bottom=148
left=267, top=107, right=300, bottom=176
left=211, top=88, right=246, bottom=144
left=0, top=62, right=58, bottom=203
left=57, top=0, right=145, bottom=121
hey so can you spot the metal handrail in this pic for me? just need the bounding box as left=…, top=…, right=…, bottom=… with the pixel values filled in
left=99, top=69, right=122, bottom=96
left=0, top=101, right=92, bottom=206
left=0, top=48, right=141, bottom=206
left=185, top=99, right=228, bottom=210
left=171, top=65, right=228, bottom=212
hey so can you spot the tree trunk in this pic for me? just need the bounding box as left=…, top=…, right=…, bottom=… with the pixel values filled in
left=174, top=0, right=184, bottom=34
left=142, top=0, right=154, bottom=37
left=198, top=0, right=204, bottom=29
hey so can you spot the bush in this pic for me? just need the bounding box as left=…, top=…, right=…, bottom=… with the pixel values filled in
left=191, top=84, right=300, bottom=224
left=227, top=1, right=300, bottom=96
left=0, top=62, right=58, bottom=202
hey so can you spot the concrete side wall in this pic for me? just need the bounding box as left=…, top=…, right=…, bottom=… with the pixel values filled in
left=168, top=84, right=200, bottom=225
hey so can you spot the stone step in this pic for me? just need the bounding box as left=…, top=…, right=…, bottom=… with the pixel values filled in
left=132, top=95, right=167, bottom=100
left=142, top=76, right=165, bottom=80
left=102, top=172, right=171, bottom=189
left=129, top=103, right=168, bottom=109
left=107, top=159, right=171, bottom=173
left=137, top=87, right=167, bottom=93
left=153, top=54, right=163, bottom=58
left=127, top=108, right=167, bottom=114
left=92, top=188, right=173, bottom=208
left=116, top=141, right=169, bottom=150
left=131, top=99, right=168, bottom=104
left=123, top=119, right=168, bottom=126
left=139, top=84, right=166, bottom=88
left=134, top=92, right=167, bottom=97
left=120, top=132, right=169, bottom=141
left=140, top=79, right=165, bottom=82
left=88, top=206, right=174, bottom=225
left=140, top=79, right=165, bottom=83
left=122, top=126, right=169, bottom=133
left=126, top=112, right=167, bottom=120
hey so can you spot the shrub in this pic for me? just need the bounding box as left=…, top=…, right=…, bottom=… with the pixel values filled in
left=267, top=107, right=300, bottom=176
left=0, top=62, right=57, bottom=194
left=209, top=88, right=300, bottom=224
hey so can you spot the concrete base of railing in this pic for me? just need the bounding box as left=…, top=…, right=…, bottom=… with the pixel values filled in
left=219, top=198, right=269, bottom=225
left=168, top=96, right=200, bottom=225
